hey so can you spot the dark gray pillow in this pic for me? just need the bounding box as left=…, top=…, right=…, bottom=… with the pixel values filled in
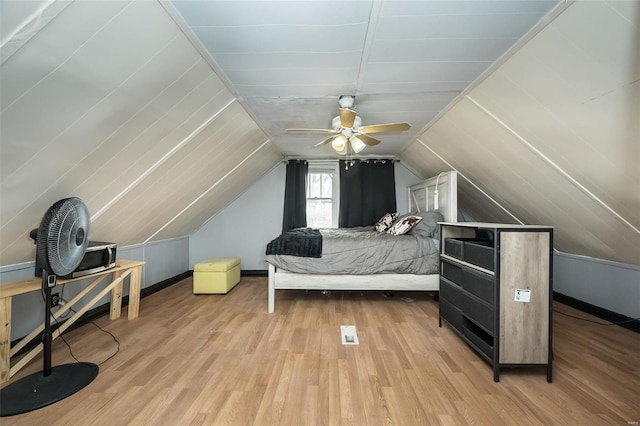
left=407, top=211, right=445, bottom=240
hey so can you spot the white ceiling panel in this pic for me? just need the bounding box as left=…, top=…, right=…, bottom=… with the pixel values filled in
left=80, top=76, right=234, bottom=213
left=374, top=13, right=544, bottom=40
left=0, top=0, right=73, bottom=63
left=555, top=1, right=639, bottom=82
left=223, top=66, right=358, bottom=87
left=1, top=39, right=207, bottom=217
left=190, top=25, right=367, bottom=55
left=355, top=92, right=456, bottom=114
left=1, top=1, right=181, bottom=181
left=0, top=1, right=131, bottom=109
left=173, top=1, right=370, bottom=27
left=212, top=51, right=361, bottom=70
left=364, top=62, right=492, bottom=85
left=368, top=38, right=517, bottom=63
left=361, top=80, right=471, bottom=95
left=379, top=1, right=559, bottom=16
left=90, top=104, right=270, bottom=244
left=232, top=83, right=358, bottom=99
left=0, top=0, right=50, bottom=41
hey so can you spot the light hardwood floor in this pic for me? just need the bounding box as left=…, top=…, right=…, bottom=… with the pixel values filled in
left=2, top=276, right=639, bottom=425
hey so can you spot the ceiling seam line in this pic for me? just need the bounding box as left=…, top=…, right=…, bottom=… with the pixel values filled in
left=143, top=138, right=273, bottom=243
left=157, top=0, right=275, bottom=142
left=405, top=0, right=574, bottom=145
left=1, top=31, right=189, bottom=195
left=90, top=98, right=237, bottom=221
left=355, top=0, right=382, bottom=91
left=414, top=138, right=524, bottom=225
left=466, top=95, right=640, bottom=236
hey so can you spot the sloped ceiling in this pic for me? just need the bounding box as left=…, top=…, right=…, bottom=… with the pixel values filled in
left=167, top=0, right=559, bottom=157
left=400, top=0, right=640, bottom=265
left=0, top=0, right=281, bottom=266
left=1, top=0, right=637, bottom=268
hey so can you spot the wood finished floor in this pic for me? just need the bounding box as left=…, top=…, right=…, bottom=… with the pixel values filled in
left=2, top=276, right=639, bottom=425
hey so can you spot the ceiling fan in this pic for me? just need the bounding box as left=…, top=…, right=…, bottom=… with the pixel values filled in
left=286, top=95, right=411, bottom=154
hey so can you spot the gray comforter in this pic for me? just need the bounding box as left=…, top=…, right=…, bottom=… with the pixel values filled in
left=264, top=227, right=439, bottom=275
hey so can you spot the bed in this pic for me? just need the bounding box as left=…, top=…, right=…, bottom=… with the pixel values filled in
left=265, top=170, right=458, bottom=313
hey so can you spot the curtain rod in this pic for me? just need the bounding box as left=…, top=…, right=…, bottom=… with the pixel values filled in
left=283, top=157, right=399, bottom=163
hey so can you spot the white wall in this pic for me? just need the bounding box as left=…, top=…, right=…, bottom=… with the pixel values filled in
left=189, top=163, right=285, bottom=270
left=554, top=252, right=640, bottom=318
left=190, top=161, right=422, bottom=270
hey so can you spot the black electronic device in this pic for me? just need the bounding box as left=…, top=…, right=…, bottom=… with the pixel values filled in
left=62, top=241, right=117, bottom=278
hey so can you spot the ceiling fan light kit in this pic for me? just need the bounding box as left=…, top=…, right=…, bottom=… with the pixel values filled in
left=331, top=135, right=347, bottom=153
left=286, top=95, right=411, bottom=155
left=350, top=137, right=367, bottom=154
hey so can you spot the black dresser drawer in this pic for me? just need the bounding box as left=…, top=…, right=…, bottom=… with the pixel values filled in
left=463, top=240, right=494, bottom=271
left=463, top=319, right=494, bottom=361
left=441, top=259, right=463, bottom=284
left=444, top=238, right=464, bottom=260
left=462, top=267, right=494, bottom=305
left=462, top=293, right=494, bottom=334
left=440, top=277, right=462, bottom=307
left=440, top=298, right=464, bottom=334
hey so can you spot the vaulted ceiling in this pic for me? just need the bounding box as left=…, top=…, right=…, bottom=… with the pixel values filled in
left=167, top=0, right=559, bottom=156
left=1, top=0, right=638, bottom=267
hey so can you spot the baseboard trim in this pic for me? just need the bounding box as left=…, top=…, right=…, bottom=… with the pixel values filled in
left=241, top=269, right=268, bottom=277
left=10, top=271, right=193, bottom=357
left=554, top=292, right=639, bottom=333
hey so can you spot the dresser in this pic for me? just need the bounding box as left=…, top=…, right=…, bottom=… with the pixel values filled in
left=438, top=222, right=553, bottom=382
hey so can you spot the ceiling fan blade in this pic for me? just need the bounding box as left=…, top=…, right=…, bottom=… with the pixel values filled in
left=314, top=135, right=340, bottom=147
left=286, top=128, right=339, bottom=134
left=353, top=134, right=380, bottom=146
left=339, top=108, right=356, bottom=128
left=358, top=122, right=411, bottom=134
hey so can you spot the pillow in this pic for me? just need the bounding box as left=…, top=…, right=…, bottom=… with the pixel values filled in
left=408, top=211, right=445, bottom=240
left=374, top=212, right=398, bottom=232
left=387, top=215, right=422, bottom=236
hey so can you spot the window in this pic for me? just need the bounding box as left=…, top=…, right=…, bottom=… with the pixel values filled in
left=306, top=162, right=339, bottom=228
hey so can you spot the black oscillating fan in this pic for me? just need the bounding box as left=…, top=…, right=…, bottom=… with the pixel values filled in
left=0, top=198, right=99, bottom=417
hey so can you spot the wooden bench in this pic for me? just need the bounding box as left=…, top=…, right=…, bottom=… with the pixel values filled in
left=0, top=259, right=144, bottom=384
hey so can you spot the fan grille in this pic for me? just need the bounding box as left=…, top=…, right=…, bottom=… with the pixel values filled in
left=36, top=198, right=90, bottom=276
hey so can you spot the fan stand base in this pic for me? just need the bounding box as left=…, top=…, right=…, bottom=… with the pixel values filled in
left=0, top=362, right=99, bottom=417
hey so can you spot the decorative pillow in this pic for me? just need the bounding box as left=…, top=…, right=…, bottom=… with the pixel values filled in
left=374, top=212, right=399, bottom=232
left=387, top=215, right=423, bottom=236
left=408, top=211, right=445, bottom=240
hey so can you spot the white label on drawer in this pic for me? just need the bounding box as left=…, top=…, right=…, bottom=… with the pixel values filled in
left=341, top=325, right=359, bottom=345
left=514, top=289, right=531, bottom=303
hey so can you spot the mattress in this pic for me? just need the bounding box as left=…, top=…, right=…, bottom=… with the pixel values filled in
left=265, top=227, right=439, bottom=275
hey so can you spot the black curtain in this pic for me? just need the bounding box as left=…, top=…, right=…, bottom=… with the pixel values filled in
left=339, top=160, right=396, bottom=228
left=282, top=160, right=308, bottom=233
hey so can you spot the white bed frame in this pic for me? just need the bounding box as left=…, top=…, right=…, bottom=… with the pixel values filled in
left=267, top=171, right=458, bottom=313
